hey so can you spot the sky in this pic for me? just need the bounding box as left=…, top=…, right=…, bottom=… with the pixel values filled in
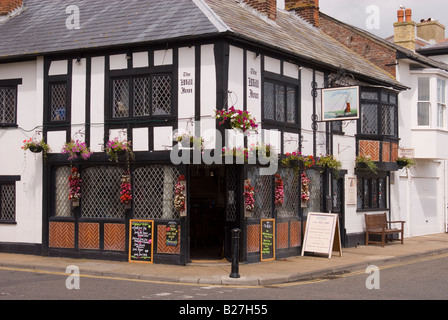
left=277, top=0, right=448, bottom=39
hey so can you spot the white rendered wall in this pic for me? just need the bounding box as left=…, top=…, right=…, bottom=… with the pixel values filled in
left=0, top=58, right=44, bottom=245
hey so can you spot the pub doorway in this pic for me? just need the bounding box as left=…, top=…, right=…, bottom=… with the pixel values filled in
left=189, top=165, right=237, bottom=262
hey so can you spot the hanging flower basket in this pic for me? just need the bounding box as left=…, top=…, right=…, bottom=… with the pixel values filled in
left=243, top=179, right=255, bottom=214
left=120, top=172, right=132, bottom=209
left=274, top=174, right=284, bottom=206
left=105, top=138, right=135, bottom=163
left=396, top=157, right=416, bottom=169
left=62, top=140, right=93, bottom=161
left=22, top=138, right=51, bottom=157
left=174, top=175, right=187, bottom=216
left=301, top=172, right=310, bottom=208
left=215, top=106, right=258, bottom=133
left=68, top=167, right=82, bottom=207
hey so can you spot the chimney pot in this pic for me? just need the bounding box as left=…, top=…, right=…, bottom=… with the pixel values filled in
left=397, top=9, right=404, bottom=22
left=405, top=8, right=412, bottom=22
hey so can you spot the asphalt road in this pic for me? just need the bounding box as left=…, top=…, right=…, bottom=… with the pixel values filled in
left=1, top=254, right=447, bottom=304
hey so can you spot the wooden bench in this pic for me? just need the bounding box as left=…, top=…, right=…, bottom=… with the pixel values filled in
left=365, top=213, right=405, bottom=247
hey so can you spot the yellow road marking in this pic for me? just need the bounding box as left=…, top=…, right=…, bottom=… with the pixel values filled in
left=1, top=252, right=447, bottom=289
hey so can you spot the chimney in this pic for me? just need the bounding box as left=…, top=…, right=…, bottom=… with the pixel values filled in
left=417, top=18, right=446, bottom=44
left=0, top=0, right=23, bottom=16
left=394, top=8, right=416, bottom=51
left=285, top=0, right=320, bottom=28
left=242, top=0, right=277, bottom=21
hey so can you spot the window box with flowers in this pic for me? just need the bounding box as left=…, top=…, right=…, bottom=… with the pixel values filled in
left=317, top=154, right=342, bottom=178
left=356, top=155, right=378, bottom=174
left=22, top=138, right=51, bottom=158
left=281, top=152, right=315, bottom=170
left=62, top=140, right=93, bottom=161
left=215, top=106, right=258, bottom=133
left=396, top=157, right=416, bottom=169
left=222, top=143, right=274, bottom=164
left=174, top=133, right=204, bottom=150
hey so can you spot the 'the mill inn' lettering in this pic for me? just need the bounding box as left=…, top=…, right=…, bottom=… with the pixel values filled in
left=180, top=72, right=194, bottom=94
left=248, top=68, right=259, bottom=100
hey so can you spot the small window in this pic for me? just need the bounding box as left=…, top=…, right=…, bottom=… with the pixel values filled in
left=418, top=77, right=431, bottom=126
left=357, top=175, right=388, bottom=210
left=263, top=80, right=297, bottom=124
left=110, top=74, right=172, bottom=119
left=359, top=88, right=398, bottom=138
left=0, top=86, right=18, bottom=126
left=50, top=83, right=68, bottom=122
left=0, top=183, right=16, bottom=223
left=437, top=79, right=446, bottom=128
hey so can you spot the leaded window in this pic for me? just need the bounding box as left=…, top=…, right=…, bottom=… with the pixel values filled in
left=357, top=175, right=387, bottom=210
left=54, top=166, right=74, bottom=217
left=263, top=80, right=297, bottom=124
left=133, top=166, right=180, bottom=220
left=0, top=183, right=15, bottom=223
left=248, top=168, right=272, bottom=219
left=50, top=83, right=68, bottom=122
left=359, top=88, right=398, bottom=138
left=302, top=169, right=324, bottom=217
left=0, top=87, right=17, bottom=125
left=81, top=166, right=126, bottom=219
left=277, top=168, right=299, bottom=218
left=111, top=74, right=172, bottom=119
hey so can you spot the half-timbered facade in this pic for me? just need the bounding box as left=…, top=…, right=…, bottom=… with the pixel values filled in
left=0, top=0, right=406, bottom=264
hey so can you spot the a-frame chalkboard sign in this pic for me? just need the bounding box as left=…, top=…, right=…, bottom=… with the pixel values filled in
left=129, top=219, right=154, bottom=264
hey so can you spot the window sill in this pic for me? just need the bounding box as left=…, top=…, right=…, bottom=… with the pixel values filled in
left=0, top=221, right=17, bottom=225
left=356, top=208, right=388, bottom=213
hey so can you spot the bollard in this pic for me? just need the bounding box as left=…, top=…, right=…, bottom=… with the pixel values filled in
left=229, top=228, right=241, bottom=278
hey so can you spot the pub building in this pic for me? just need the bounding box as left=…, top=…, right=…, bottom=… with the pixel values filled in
left=0, top=0, right=406, bottom=265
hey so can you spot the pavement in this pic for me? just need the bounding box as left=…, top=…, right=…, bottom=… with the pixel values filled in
left=1, top=233, right=448, bottom=287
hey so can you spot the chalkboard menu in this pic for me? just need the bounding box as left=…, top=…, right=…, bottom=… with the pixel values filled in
left=166, top=221, right=179, bottom=247
left=129, top=220, right=154, bottom=264
left=260, top=219, right=275, bottom=261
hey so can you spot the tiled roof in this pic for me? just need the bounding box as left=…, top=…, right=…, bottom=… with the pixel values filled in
left=0, top=0, right=220, bottom=58
left=0, top=0, right=405, bottom=89
left=318, top=13, right=448, bottom=72
left=204, top=0, right=405, bottom=89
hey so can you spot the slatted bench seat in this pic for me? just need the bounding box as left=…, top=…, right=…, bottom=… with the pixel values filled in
left=365, top=213, right=405, bottom=247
